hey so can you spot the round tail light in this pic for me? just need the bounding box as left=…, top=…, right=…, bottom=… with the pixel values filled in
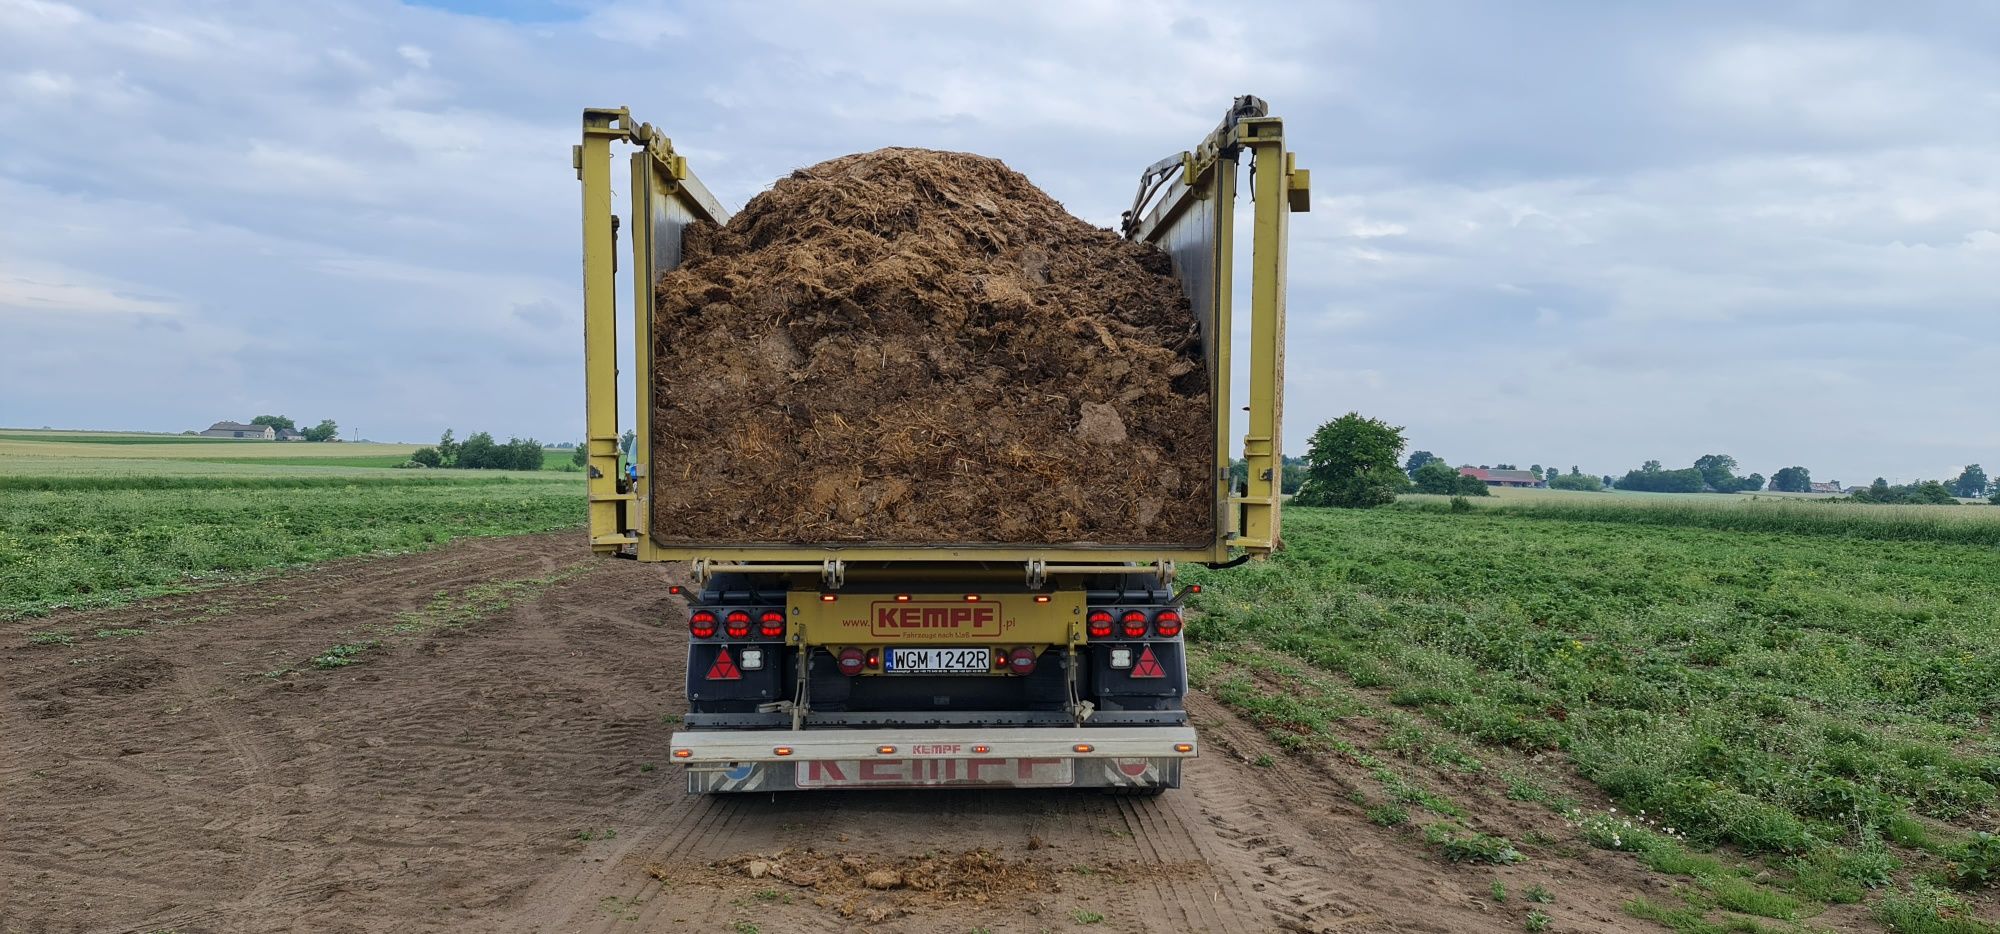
left=836, top=647, right=865, bottom=676
left=1153, top=609, right=1182, bottom=638
left=1007, top=646, right=1039, bottom=676
left=758, top=610, right=785, bottom=639
left=724, top=610, right=751, bottom=638
left=1120, top=610, right=1148, bottom=639
left=1087, top=609, right=1113, bottom=639
left=689, top=610, right=717, bottom=639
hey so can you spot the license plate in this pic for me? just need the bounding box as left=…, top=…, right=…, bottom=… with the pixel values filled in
left=796, top=757, right=1075, bottom=788
left=883, top=647, right=990, bottom=673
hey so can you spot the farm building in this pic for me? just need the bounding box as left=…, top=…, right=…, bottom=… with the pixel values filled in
left=1808, top=481, right=1844, bottom=494
left=200, top=421, right=274, bottom=440
left=274, top=428, right=303, bottom=441
left=1459, top=467, right=1543, bottom=488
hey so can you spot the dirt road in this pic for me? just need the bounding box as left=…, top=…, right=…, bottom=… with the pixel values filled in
left=3, top=533, right=1778, bottom=933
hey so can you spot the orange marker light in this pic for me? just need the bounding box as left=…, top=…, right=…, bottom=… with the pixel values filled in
left=1174, top=743, right=1195, bottom=753
left=1073, top=743, right=1094, bottom=754
left=819, top=593, right=837, bottom=602
left=972, top=745, right=991, bottom=754
left=1033, top=594, right=1051, bottom=603
left=895, top=594, right=911, bottom=602
left=773, top=746, right=794, bottom=757
left=673, top=749, right=692, bottom=758
left=964, top=594, right=980, bottom=602
left=876, top=745, right=897, bottom=755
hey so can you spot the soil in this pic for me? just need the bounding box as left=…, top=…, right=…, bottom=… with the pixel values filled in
left=0, top=534, right=1923, bottom=933
left=649, top=148, right=1213, bottom=547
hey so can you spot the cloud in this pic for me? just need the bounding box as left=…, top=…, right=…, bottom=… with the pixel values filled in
left=0, top=0, right=1993, bottom=482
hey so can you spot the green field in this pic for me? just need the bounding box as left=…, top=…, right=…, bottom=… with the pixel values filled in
left=1188, top=502, right=2000, bottom=929
left=0, top=433, right=584, bottom=618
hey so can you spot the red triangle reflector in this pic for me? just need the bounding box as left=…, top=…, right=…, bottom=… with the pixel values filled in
left=705, top=648, right=742, bottom=681
left=1131, top=645, right=1166, bottom=679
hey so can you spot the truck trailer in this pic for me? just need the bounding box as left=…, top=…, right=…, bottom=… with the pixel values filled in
left=574, top=96, right=1307, bottom=793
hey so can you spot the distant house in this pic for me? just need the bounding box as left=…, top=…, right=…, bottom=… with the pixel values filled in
left=273, top=428, right=302, bottom=441
left=1459, top=466, right=1543, bottom=488
left=1808, top=481, right=1843, bottom=494
left=200, top=420, right=274, bottom=440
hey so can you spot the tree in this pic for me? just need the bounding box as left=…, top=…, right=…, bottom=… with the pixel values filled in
left=1694, top=454, right=1741, bottom=492
left=1405, top=450, right=1440, bottom=475
left=501, top=437, right=545, bottom=471
left=572, top=442, right=589, bottom=468
left=1530, top=464, right=1543, bottom=479
left=1291, top=413, right=1410, bottom=509
left=1411, top=460, right=1464, bottom=495
left=437, top=429, right=459, bottom=467
left=250, top=415, right=295, bottom=431
left=1548, top=472, right=1603, bottom=492
left=1602, top=475, right=1615, bottom=488
left=1494, top=463, right=1518, bottom=471
left=1769, top=466, right=1812, bottom=493
left=409, top=447, right=442, bottom=468
left=1951, top=464, right=1988, bottom=499
left=457, top=431, right=498, bottom=468
left=301, top=419, right=338, bottom=442
left=1615, top=461, right=1705, bottom=493
left=1741, top=472, right=1766, bottom=492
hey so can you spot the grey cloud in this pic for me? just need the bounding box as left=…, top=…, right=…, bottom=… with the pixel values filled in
left=0, top=0, right=1993, bottom=482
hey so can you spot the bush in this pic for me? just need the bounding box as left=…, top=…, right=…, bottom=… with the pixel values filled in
left=1547, top=472, right=1604, bottom=492
left=409, top=447, right=442, bottom=468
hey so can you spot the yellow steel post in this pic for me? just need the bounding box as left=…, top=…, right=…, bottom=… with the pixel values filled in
left=1210, top=160, right=1238, bottom=562
left=579, top=108, right=635, bottom=552
left=1236, top=117, right=1308, bottom=553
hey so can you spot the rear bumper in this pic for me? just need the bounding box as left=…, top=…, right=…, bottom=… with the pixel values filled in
left=670, top=725, right=1196, bottom=793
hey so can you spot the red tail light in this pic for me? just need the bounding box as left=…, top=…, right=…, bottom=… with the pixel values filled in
left=758, top=610, right=785, bottom=639
left=1008, top=646, right=1038, bottom=675
left=689, top=610, right=717, bottom=638
left=1120, top=610, right=1148, bottom=639
left=1087, top=609, right=1113, bottom=639
left=1153, top=609, right=1182, bottom=638
left=724, top=610, right=751, bottom=639
left=836, top=647, right=865, bottom=676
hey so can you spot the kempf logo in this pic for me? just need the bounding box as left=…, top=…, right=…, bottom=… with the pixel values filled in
left=869, top=602, right=1002, bottom=637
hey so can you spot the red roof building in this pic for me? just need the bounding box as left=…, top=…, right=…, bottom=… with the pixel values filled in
left=1459, top=467, right=1543, bottom=488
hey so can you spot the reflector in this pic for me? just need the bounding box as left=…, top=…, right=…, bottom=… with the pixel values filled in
left=706, top=648, right=743, bottom=681
left=1130, top=645, right=1167, bottom=679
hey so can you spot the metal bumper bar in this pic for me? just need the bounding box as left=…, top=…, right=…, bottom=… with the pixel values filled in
left=670, top=725, right=1197, bottom=765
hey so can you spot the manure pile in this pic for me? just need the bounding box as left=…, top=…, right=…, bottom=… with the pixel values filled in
left=650, top=147, right=1212, bottom=545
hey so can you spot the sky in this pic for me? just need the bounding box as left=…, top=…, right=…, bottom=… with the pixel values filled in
left=2, top=1, right=1996, bottom=484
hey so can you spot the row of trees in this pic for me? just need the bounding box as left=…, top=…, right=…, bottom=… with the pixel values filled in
left=408, top=429, right=545, bottom=471
left=1612, top=455, right=1769, bottom=494
left=251, top=414, right=338, bottom=442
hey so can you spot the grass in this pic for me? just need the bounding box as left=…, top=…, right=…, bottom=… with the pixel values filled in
left=1, top=455, right=582, bottom=618
left=1400, top=488, right=2000, bottom=547
left=1187, top=503, right=2000, bottom=926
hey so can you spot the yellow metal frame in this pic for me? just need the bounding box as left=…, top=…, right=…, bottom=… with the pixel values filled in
left=578, top=100, right=1306, bottom=567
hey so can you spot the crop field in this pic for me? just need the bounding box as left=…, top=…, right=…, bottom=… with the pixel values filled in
left=0, top=433, right=583, bottom=617
left=1187, top=503, right=2000, bottom=931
